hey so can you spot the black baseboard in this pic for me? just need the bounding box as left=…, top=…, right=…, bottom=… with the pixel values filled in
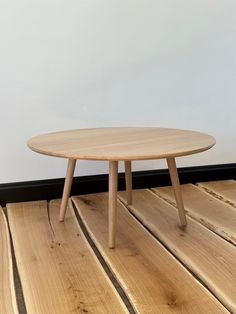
left=1, top=163, right=236, bottom=207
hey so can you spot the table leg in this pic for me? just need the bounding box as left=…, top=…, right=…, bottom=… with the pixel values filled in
left=166, top=157, right=187, bottom=226
left=125, top=161, right=132, bottom=205
left=109, top=161, right=118, bottom=249
left=59, top=159, right=76, bottom=222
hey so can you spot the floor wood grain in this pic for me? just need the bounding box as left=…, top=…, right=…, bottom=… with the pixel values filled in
left=197, top=180, right=236, bottom=208
left=7, top=200, right=127, bottom=314
left=0, top=207, right=17, bottom=314
left=5, top=180, right=236, bottom=313
left=72, top=193, right=227, bottom=313
left=118, top=189, right=236, bottom=313
left=152, top=184, right=236, bottom=245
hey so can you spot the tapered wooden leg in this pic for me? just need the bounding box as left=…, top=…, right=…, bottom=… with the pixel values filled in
left=167, top=157, right=187, bottom=226
left=125, top=161, right=132, bottom=205
left=59, top=159, right=76, bottom=221
left=108, top=161, right=118, bottom=249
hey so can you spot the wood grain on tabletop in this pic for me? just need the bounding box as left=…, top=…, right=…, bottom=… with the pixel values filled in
left=7, top=200, right=127, bottom=314
left=72, top=193, right=227, bottom=314
left=27, top=127, right=215, bottom=160
left=118, top=189, right=236, bottom=313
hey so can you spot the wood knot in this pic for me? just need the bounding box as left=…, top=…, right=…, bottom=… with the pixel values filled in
left=81, top=198, right=93, bottom=206
left=178, top=225, right=187, bottom=231
left=167, top=293, right=177, bottom=307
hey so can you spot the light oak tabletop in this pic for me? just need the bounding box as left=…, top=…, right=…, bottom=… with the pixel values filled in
left=27, top=127, right=215, bottom=161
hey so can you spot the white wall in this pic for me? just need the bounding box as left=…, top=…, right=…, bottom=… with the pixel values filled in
left=0, top=0, right=235, bottom=183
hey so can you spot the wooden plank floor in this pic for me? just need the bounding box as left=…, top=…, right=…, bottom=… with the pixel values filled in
left=0, top=207, right=17, bottom=314
left=7, top=200, right=127, bottom=314
left=153, top=184, right=236, bottom=245
left=197, top=180, right=236, bottom=208
left=118, top=189, right=236, bottom=313
left=3, top=180, right=236, bottom=313
left=72, top=194, right=226, bottom=313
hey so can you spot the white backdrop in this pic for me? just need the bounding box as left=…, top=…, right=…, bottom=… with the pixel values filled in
left=0, top=0, right=235, bottom=183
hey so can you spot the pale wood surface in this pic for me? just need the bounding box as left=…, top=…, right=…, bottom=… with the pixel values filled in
left=108, top=161, right=118, bottom=248
left=72, top=193, right=226, bottom=314
left=153, top=184, right=236, bottom=245
left=124, top=161, right=132, bottom=205
left=59, top=159, right=76, bottom=221
left=167, top=157, right=187, bottom=226
left=27, top=127, right=215, bottom=161
left=118, top=189, right=236, bottom=313
left=197, top=180, right=236, bottom=208
left=7, top=200, right=127, bottom=314
left=0, top=207, right=17, bottom=314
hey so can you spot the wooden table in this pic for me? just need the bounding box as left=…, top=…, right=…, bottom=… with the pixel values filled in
left=27, top=127, right=215, bottom=248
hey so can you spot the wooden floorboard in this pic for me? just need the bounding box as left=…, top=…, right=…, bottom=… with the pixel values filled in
left=0, top=207, right=17, bottom=314
left=7, top=200, right=127, bottom=314
left=5, top=181, right=236, bottom=313
left=152, top=184, right=236, bottom=245
left=72, top=193, right=227, bottom=314
left=197, top=180, right=236, bottom=208
left=119, top=189, right=236, bottom=313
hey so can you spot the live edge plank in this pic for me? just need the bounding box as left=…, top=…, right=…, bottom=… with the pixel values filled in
left=197, top=180, right=236, bottom=208
left=0, top=207, right=17, bottom=314
left=118, top=189, right=236, bottom=313
left=7, top=200, right=127, bottom=314
left=153, top=184, right=236, bottom=245
left=72, top=193, right=227, bottom=314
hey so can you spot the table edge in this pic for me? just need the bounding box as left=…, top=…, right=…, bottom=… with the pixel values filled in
left=27, top=141, right=216, bottom=161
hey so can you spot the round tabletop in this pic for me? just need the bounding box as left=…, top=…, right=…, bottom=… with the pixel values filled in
left=27, top=127, right=215, bottom=161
